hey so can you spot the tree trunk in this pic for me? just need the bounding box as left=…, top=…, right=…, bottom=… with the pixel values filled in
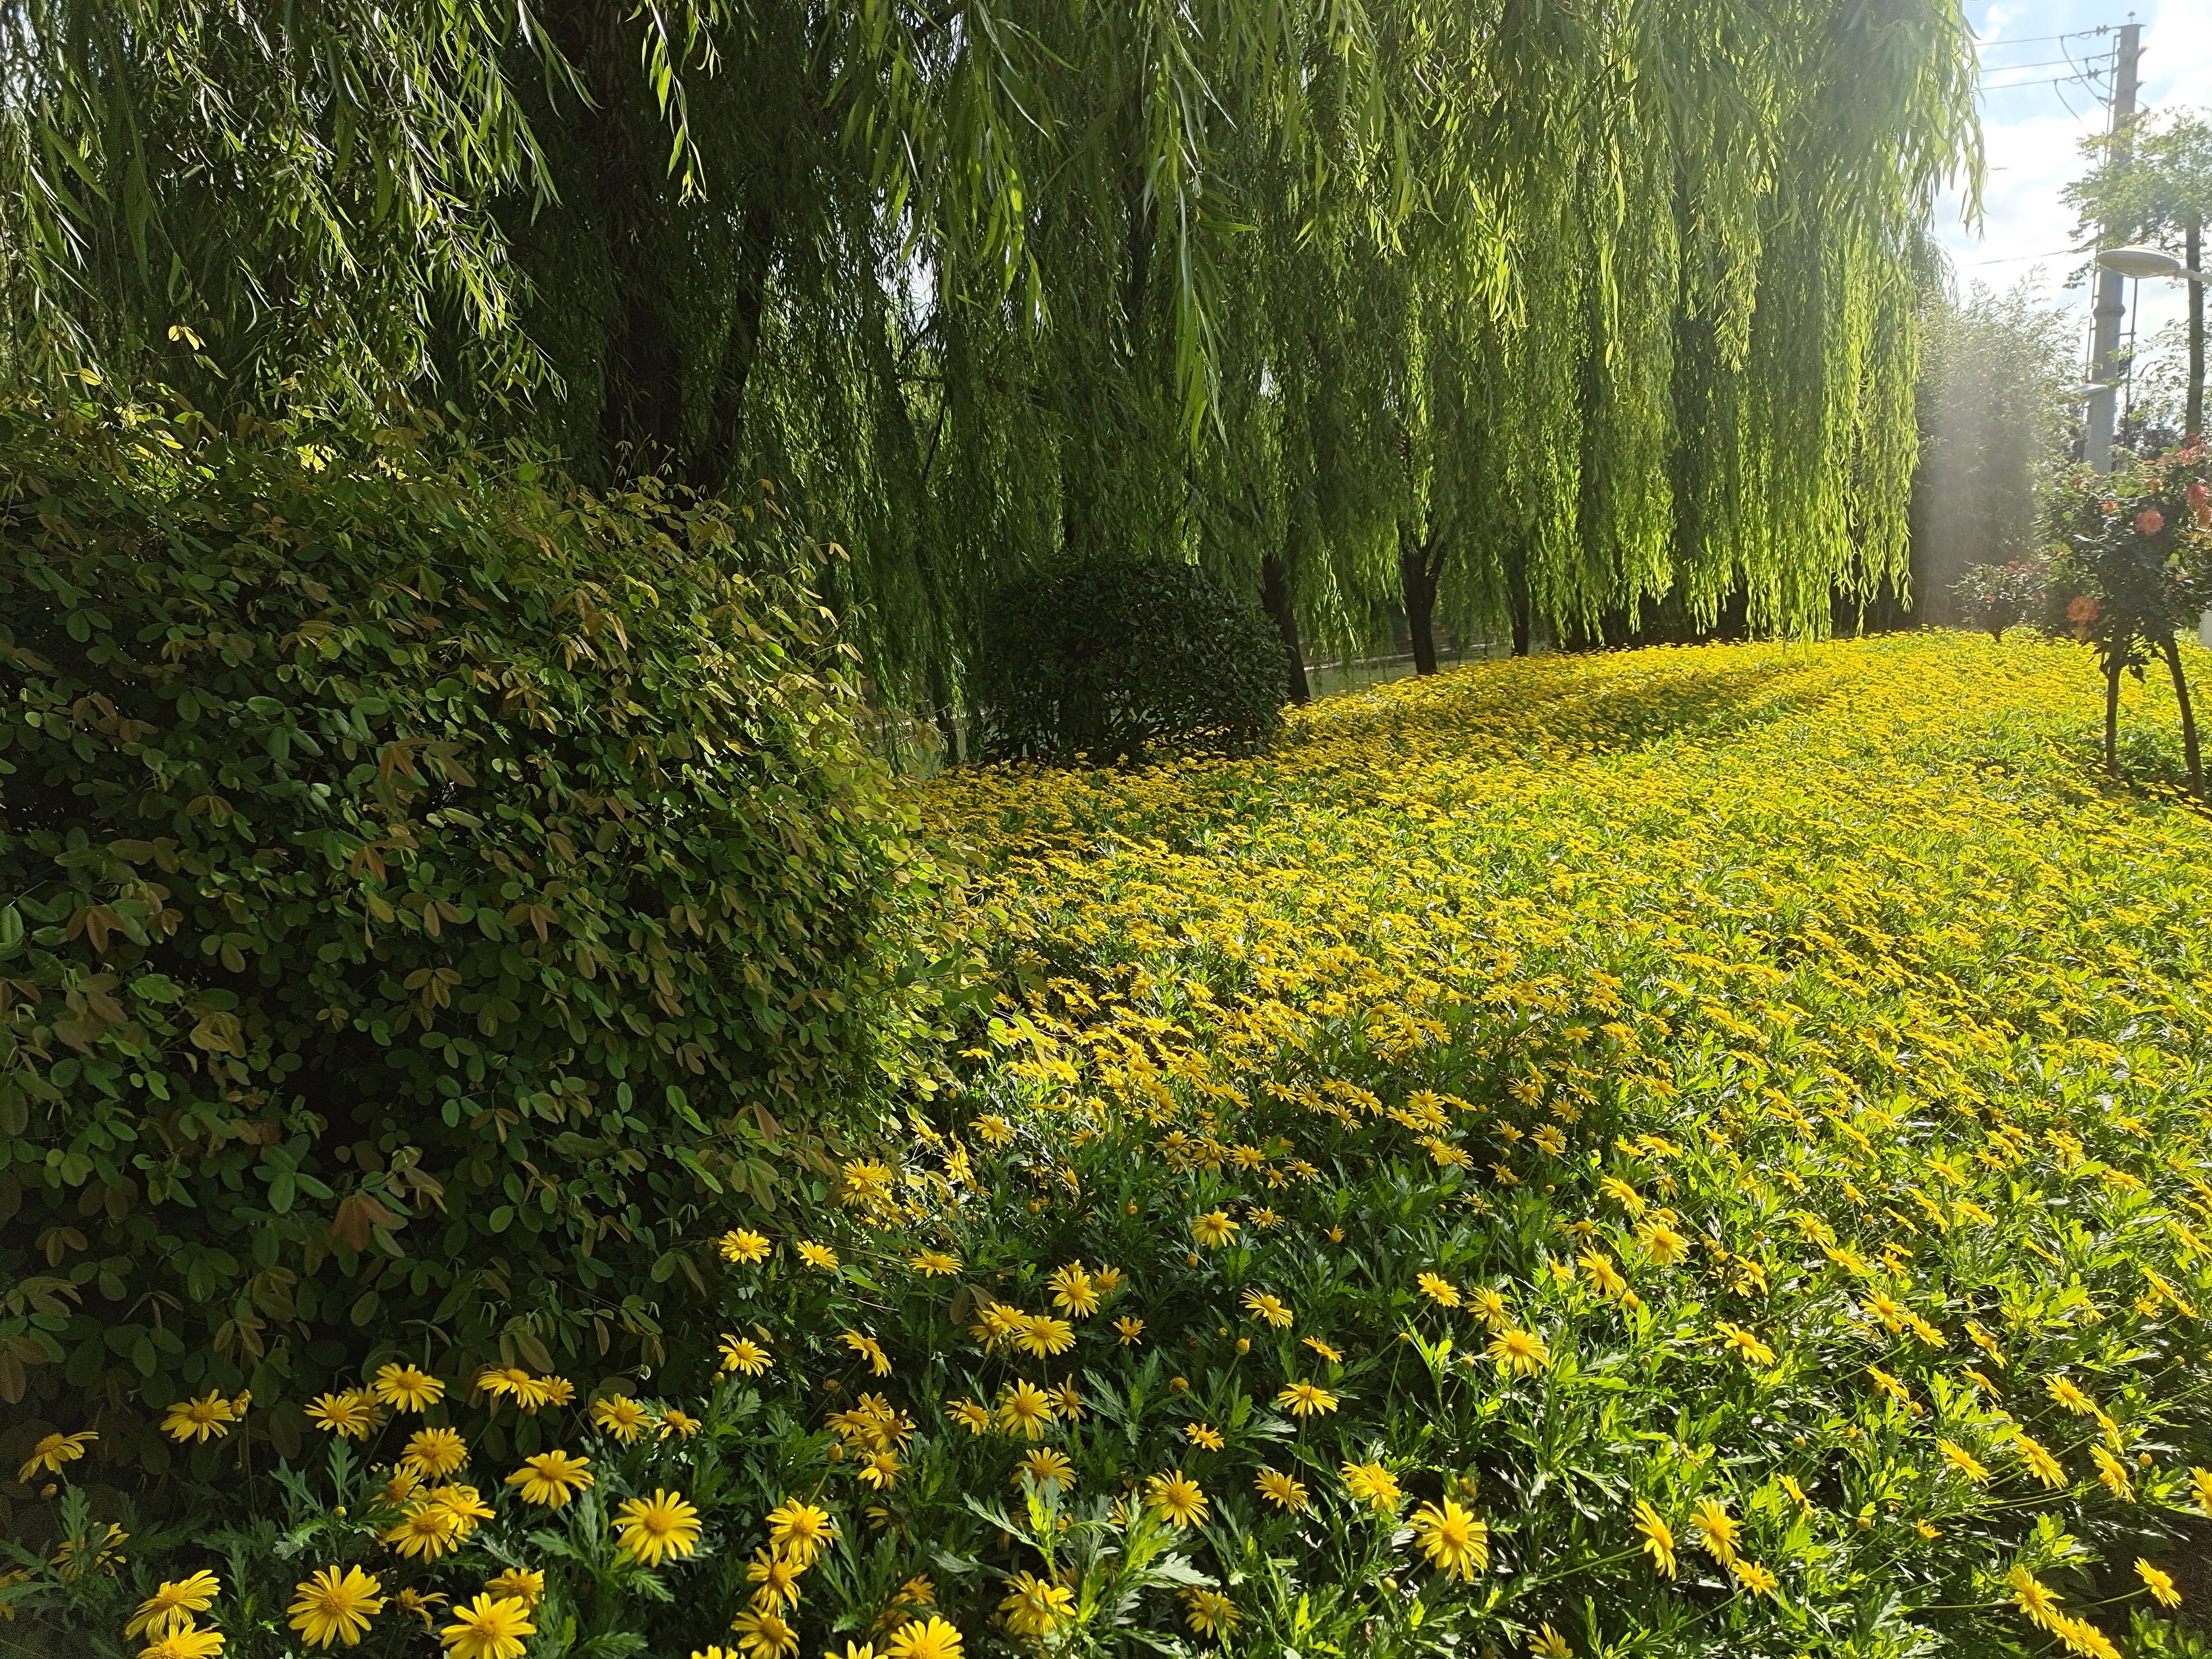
left=568, top=0, right=679, bottom=473
left=1507, top=545, right=1533, bottom=657
left=2162, top=634, right=2205, bottom=798
left=2188, top=222, right=2205, bottom=444
left=927, top=653, right=963, bottom=767
left=550, top=0, right=780, bottom=492
left=1401, top=535, right=1440, bottom=675
left=687, top=203, right=780, bottom=495
left=2105, top=661, right=2124, bottom=776
left=1261, top=553, right=1311, bottom=704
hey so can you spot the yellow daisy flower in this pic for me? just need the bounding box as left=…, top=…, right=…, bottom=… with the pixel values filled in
left=503, top=1450, right=594, bottom=1508
left=1145, top=1469, right=1208, bottom=1527
left=884, top=1615, right=963, bottom=1659
left=438, top=1593, right=534, bottom=1659
left=1633, top=1500, right=1676, bottom=1577
left=1340, top=1461, right=1402, bottom=1514
left=615, top=1490, right=703, bottom=1567
left=18, top=1429, right=96, bottom=1482
left=719, top=1335, right=773, bottom=1376
left=370, top=1364, right=445, bottom=1412
left=1409, top=1498, right=1488, bottom=1580
left=1191, top=1211, right=1239, bottom=1248
left=1275, top=1380, right=1339, bottom=1417
left=288, top=1565, right=384, bottom=1650
left=998, top=1571, right=1074, bottom=1639
left=718, top=1230, right=773, bottom=1265
left=127, top=1571, right=222, bottom=1638
left=764, top=1497, right=837, bottom=1567
left=1486, top=1327, right=1551, bottom=1376
left=401, top=1427, right=469, bottom=1479
left=161, top=1396, right=238, bottom=1444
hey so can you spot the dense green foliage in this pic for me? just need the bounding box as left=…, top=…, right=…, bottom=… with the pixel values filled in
left=0, top=401, right=953, bottom=1471
left=975, top=557, right=1285, bottom=765
left=0, top=0, right=1981, bottom=713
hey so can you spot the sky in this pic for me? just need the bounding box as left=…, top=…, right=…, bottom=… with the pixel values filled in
left=1935, top=0, right=2212, bottom=386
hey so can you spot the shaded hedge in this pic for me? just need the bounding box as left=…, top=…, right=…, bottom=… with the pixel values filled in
left=975, top=553, right=1286, bottom=764
left=0, top=400, right=956, bottom=1495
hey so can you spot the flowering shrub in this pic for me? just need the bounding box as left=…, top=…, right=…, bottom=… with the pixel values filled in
left=2041, top=442, right=2212, bottom=790
left=1952, top=555, right=2048, bottom=640
left=10, top=636, right=2212, bottom=1659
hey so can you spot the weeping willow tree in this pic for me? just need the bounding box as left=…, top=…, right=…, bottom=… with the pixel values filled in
left=0, top=0, right=1977, bottom=717
left=1382, top=0, right=1977, bottom=664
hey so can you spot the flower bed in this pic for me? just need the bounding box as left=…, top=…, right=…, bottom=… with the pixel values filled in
left=12, top=633, right=2212, bottom=1659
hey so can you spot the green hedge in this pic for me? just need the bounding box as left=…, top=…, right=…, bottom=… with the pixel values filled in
left=0, top=400, right=953, bottom=1492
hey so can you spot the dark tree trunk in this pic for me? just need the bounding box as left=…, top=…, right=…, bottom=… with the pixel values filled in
left=549, top=0, right=781, bottom=492
left=1400, top=535, right=1440, bottom=675
left=687, top=204, right=780, bottom=494
left=571, top=0, right=677, bottom=472
left=1507, top=545, right=1533, bottom=657
left=2105, top=661, right=2124, bottom=776
left=2162, top=634, right=2205, bottom=798
left=1261, top=553, right=1311, bottom=704
left=2189, top=223, right=2205, bottom=443
left=927, top=653, right=964, bottom=767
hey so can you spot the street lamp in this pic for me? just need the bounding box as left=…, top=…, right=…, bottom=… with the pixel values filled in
left=2096, top=244, right=2210, bottom=282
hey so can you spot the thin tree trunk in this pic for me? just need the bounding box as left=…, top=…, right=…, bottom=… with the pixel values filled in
left=1507, top=544, right=1533, bottom=658
left=2188, top=222, right=2205, bottom=443
left=2105, top=661, right=2124, bottom=776
left=1261, top=553, right=1310, bottom=704
left=2162, top=634, right=2204, bottom=797
left=927, top=653, right=963, bottom=767
left=1401, top=536, right=1439, bottom=675
left=688, top=202, right=780, bottom=495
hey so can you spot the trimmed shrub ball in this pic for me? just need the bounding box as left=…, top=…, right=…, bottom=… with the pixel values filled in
left=976, top=553, right=1286, bottom=764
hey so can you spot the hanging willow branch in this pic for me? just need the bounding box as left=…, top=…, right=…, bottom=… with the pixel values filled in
left=0, top=0, right=1980, bottom=709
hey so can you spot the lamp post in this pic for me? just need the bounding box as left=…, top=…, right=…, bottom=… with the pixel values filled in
left=2094, top=247, right=2212, bottom=645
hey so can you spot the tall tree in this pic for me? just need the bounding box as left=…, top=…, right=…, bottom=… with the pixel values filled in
left=1907, top=276, right=2078, bottom=621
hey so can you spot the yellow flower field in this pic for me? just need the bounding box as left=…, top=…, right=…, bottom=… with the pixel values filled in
left=912, top=632, right=2212, bottom=1655
left=19, top=632, right=2212, bottom=1659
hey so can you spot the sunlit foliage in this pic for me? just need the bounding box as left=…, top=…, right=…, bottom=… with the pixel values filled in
left=0, top=1, right=1980, bottom=712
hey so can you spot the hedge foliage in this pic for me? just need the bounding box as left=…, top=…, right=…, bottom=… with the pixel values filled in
left=975, top=554, right=1285, bottom=764
left=0, top=399, right=957, bottom=1495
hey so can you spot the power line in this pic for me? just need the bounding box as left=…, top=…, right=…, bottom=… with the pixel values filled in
left=1981, top=73, right=2108, bottom=94
left=1971, top=28, right=2113, bottom=48
left=1979, top=57, right=2107, bottom=72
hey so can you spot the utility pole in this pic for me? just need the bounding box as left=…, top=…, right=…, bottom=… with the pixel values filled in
left=2086, top=20, right=2144, bottom=473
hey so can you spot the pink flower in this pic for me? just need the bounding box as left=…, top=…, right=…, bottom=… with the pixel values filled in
left=2136, top=508, right=2165, bottom=536
left=2067, top=596, right=2100, bottom=624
